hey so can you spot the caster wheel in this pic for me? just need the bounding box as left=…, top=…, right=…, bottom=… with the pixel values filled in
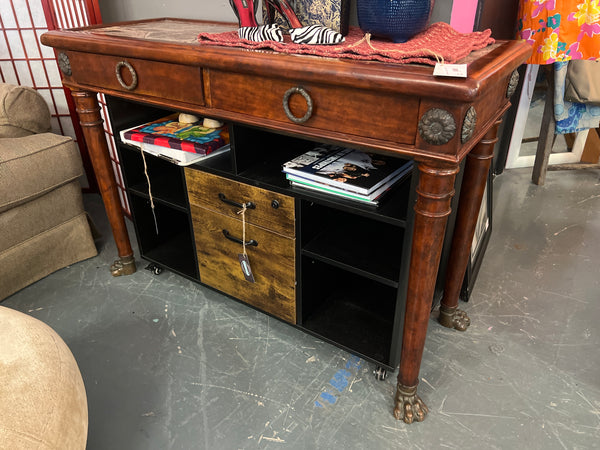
left=145, top=263, right=163, bottom=275
left=374, top=366, right=387, bottom=381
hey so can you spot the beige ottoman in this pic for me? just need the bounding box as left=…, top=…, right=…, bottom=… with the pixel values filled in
left=0, top=306, right=88, bottom=449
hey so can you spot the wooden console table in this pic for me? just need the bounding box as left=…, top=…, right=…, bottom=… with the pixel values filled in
left=42, top=19, right=529, bottom=423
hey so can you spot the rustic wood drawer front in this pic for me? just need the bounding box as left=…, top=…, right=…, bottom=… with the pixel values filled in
left=191, top=204, right=296, bottom=323
left=209, top=70, right=418, bottom=145
left=185, top=170, right=295, bottom=238
left=68, top=52, right=204, bottom=106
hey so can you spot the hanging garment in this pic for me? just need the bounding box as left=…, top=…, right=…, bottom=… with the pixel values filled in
left=554, top=61, right=600, bottom=133
left=518, top=0, right=600, bottom=64
left=564, top=59, right=600, bottom=103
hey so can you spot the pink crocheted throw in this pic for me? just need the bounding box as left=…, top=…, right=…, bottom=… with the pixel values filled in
left=197, top=22, right=495, bottom=66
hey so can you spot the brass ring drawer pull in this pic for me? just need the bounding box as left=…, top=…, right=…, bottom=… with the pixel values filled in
left=222, top=229, right=258, bottom=247
left=115, top=61, right=138, bottom=91
left=282, top=86, right=313, bottom=124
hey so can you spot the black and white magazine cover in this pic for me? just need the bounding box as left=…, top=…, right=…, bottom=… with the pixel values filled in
left=282, top=144, right=411, bottom=195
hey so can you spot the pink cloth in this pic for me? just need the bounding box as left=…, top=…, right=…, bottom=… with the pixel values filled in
left=197, top=23, right=494, bottom=66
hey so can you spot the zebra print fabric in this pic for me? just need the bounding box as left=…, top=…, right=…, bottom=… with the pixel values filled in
left=238, top=24, right=283, bottom=42
left=289, top=25, right=345, bottom=45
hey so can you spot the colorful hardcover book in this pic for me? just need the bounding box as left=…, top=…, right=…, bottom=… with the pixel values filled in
left=121, top=133, right=230, bottom=166
left=282, top=145, right=412, bottom=195
left=141, top=143, right=230, bottom=166
left=121, top=113, right=227, bottom=155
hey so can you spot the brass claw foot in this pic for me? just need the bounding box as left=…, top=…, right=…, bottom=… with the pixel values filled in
left=439, top=304, right=471, bottom=331
left=393, top=383, right=428, bottom=423
left=110, top=255, right=136, bottom=276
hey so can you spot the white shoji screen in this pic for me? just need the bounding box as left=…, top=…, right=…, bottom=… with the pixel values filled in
left=0, top=0, right=130, bottom=215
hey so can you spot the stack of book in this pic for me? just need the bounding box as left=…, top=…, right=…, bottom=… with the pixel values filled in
left=283, top=145, right=413, bottom=206
left=119, top=113, right=229, bottom=166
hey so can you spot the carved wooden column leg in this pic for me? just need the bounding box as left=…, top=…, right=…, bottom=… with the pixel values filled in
left=439, top=121, right=501, bottom=331
left=71, top=89, right=136, bottom=276
left=394, top=162, right=459, bottom=423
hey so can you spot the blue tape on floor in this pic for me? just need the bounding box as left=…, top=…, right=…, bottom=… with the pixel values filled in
left=330, top=369, right=351, bottom=392
left=314, top=356, right=364, bottom=408
left=319, top=391, right=337, bottom=405
left=346, top=355, right=362, bottom=370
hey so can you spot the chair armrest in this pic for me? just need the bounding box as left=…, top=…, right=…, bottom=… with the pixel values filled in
left=0, top=83, right=51, bottom=138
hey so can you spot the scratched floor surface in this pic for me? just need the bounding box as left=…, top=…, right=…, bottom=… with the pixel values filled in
left=3, top=167, right=599, bottom=449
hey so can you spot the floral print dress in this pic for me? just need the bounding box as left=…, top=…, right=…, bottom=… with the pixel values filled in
left=518, top=0, right=600, bottom=64
left=518, top=1, right=600, bottom=133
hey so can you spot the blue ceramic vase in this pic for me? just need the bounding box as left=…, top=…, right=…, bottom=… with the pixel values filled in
left=357, top=0, right=434, bottom=43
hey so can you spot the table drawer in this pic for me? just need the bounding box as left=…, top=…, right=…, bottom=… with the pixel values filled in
left=185, top=169, right=295, bottom=238
left=67, top=51, right=204, bottom=106
left=208, top=70, right=418, bottom=145
left=191, top=204, right=296, bottom=323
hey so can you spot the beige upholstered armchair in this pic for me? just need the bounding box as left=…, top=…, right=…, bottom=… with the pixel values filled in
left=0, top=83, right=97, bottom=301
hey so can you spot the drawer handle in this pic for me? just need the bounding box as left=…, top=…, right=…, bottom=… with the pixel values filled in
left=283, top=86, right=313, bottom=124
left=115, top=61, right=138, bottom=91
left=222, top=229, right=258, bottom=247
left=218, top=193, right=255, bottom=210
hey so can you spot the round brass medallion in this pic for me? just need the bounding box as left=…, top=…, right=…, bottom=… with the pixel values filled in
left=57, top=52, right=71, bottom=76
left=418, top=108, right=456, bottom=145
left=507, top=70, right=519, bottom=98
left=461, top=107, right=477, bottom=144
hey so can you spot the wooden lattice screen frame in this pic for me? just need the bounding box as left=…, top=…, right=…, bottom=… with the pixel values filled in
left=0, top=0, right=130, bottom=215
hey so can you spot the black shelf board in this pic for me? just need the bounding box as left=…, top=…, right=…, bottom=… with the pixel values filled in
left=300, top=209, right=404, bottom=285
left=236, top=164, right=412, bottom=226
left=128, top=182, right=188, bottom=211
left=235, top=144, right=302, bottom=191
left=189, top=150, right=234, bottom=175
left=294, top=185, right=409, bottom=226
left=237, top=160, right=293, bottom=190
left=140, top=232, right=198, bottom=280
left=301, top=249, right=399, bottom=288
left=301, top=293, right=394, bottom=367
left=228, top=121, right=413, bottom=224
left=141, top=254, right=199, bottom=282
left=117, top=144, right=188, bottom=209
left=365, top=175, right=412, bottom=223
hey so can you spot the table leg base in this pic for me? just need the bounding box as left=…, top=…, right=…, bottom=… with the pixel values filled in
left=393, top=383, right=428, bottom=423
left=439, top=304, right=471, bottom=331
left=110, top=255, right=136, bottom=277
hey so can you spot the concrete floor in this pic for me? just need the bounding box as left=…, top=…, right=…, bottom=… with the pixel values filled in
left=2, top=167, right=599, bottom=449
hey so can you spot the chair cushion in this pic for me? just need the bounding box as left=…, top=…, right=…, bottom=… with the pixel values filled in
left=0, top=83, right=51, bottom=138
left=0, top=181, right=86, bottom=253
left=0, top=133, right=83, bottom=213
left=0, top=305, right=88, bottom=449
left=0, top=212, right=97, bottom=301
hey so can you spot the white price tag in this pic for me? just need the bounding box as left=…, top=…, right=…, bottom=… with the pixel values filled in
left=433, top=63, right=468, bottom=78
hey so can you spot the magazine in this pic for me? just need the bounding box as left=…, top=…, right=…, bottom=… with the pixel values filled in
left=290, top=181, right=380, bottom=205
left=282, top=145, right=411, bottom=195
left=286, top=164, right=410, bottom=202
